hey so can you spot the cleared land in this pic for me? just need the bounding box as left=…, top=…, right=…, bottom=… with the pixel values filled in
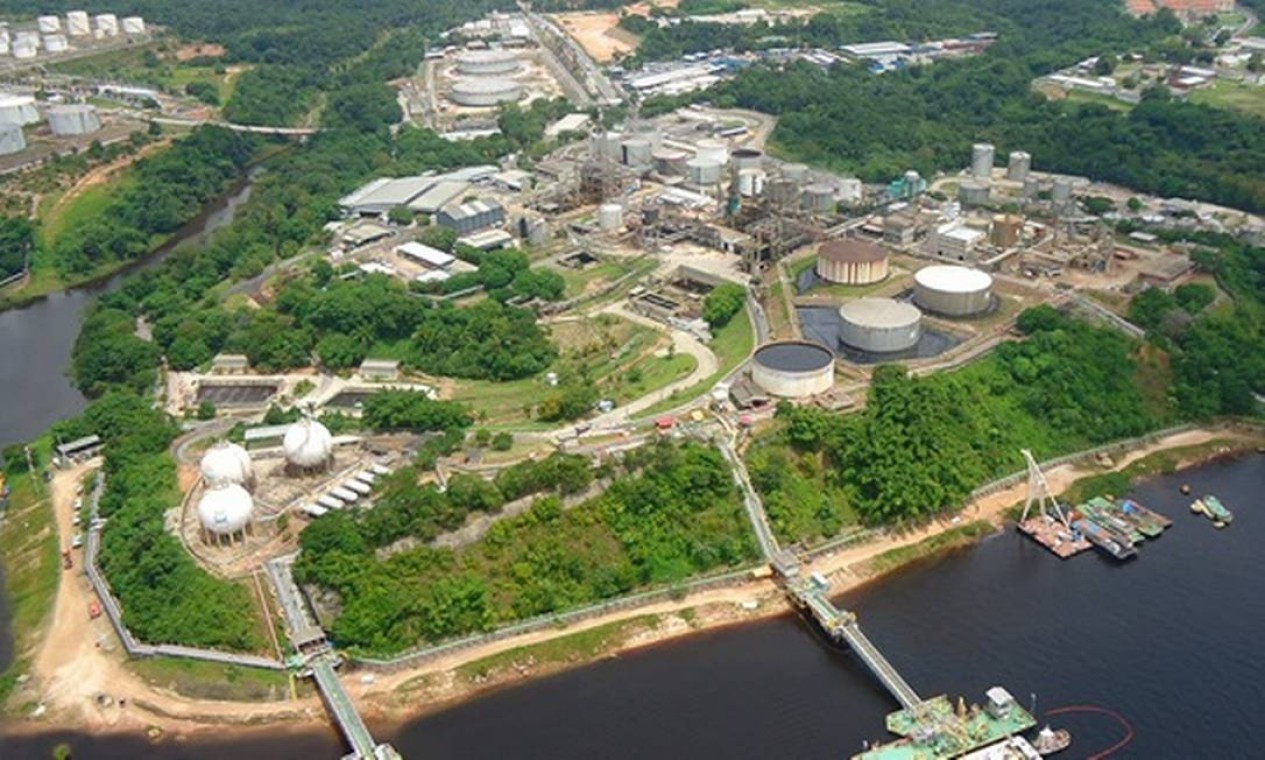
left=1190, top=80, right=1265, bottom=120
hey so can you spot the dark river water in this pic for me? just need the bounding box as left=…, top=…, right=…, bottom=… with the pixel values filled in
left=2, top=454, right=1261, bottom=758
left=0, top=174, right=256, bottom=450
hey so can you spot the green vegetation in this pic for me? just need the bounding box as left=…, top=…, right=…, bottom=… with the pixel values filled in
left=702, top=283, right=747, bottom=329
left=295, top=441, right=758, bottom=654
left=863, top=520, right=995, bottom=576
left=128, top=657, right=294, bottom=702
left=1189, top=80, right=1265, bottom=120
left=50, top=395, right=264, bottom=651
left=767, top=308, right=1163, bottom=527
left=361, top=391, right=472, bottom=432
left=0, top=464, right=58, bottom=708
left=639, top=304, right=755, bottom=418
left=0, top=218, right=37, bottom=282
left=455, top=615, right=660, bottom=681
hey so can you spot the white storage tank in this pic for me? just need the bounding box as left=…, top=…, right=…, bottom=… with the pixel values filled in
left=0, top=40, right=8, bottom=58
left=38, top=16, right=61, bottom=34
left=766, top=179, right=798, bottom=207
left=686, top=157, right=722, bottom=185
left=837, top=178, right=863, bottom=204
left=455, top=49, right=521, bottom=75
left=781, top=162, right=808, bottom=184
left=1051, top=176, right=1074, bottom=203
left=331, top=486, right=360, bottom=503
left=450, top=77, right=522, bottom=106
left=913, top=265, right=993, bottom=317
left=199, top=441, right=255, bottom=489
left=751, top=341, right=835, bottom=398
left=0, top=123, right=26, bottom=156
left=344, top=480, right=373, bottom=496
left=621, top=137, right=652, bottom=167
left=1007, top=151, right=1031, bottom=182
left=197, top=483, right=254, bottom=540
left=67, top=11, right=91, bottom=36
left=694, top=138, right=728, bottom=165
left=12, top=39, right=38, bottom=60
left=597, top=203, right=624, bottom=231
left=122, top=16, right=146, bottom=35
left=48, top=104, right=100, bottom=135
left=94, top=14, right=120, bottom=36
left=1022, top=177, right=1041, bottom=199
left=737, top=168, right=765, bottom=197
left=971, top=142, right=995, bottom=180
left=838, top=298, right=922, bottom=353
left=283, top=418, right=333, bottom=472
left=652, top=146, right=688, bottom=175
left=731, top=147, right=763, bottom=171
left=0, top=94, right=41, bottom=126
left=816, top=238, right=889, bottom=285
left=43, top=35, right=69, bottom=54
left=958, top=179, right=991, bottom=207
left=802, top=183, right=835, bottom=213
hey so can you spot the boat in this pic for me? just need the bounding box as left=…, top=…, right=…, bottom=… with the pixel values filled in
left=1072, top=518, right=1137, bottom=561
left=1203, top=495, right=1233, bottom=524
left=1118, top=498, right=1172, bottom=534
left=1033, top=725, right=1072, bottom=756
left=1081, top=499, right=1143, bottom=545
left=1190, top=498, right=1208, bottom=516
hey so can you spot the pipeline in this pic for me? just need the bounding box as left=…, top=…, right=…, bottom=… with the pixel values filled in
left=1045, top=704, right=1134, bottom=759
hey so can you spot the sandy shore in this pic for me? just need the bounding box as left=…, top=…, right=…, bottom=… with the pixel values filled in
left=5, top=427, right=1258, bottom=742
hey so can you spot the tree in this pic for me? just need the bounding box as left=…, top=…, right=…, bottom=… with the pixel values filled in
left=702, top=283, right=747, bottom=329
left=197, top=400, right=217, bottom=420
left=387, top=205, right=414, bottom=225
left=492, top=431, right=513, bottom=451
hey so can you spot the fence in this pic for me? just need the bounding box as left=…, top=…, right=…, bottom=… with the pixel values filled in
left=350, top=566, right=758, bottom=671
left=83, top=473, right=286, bottom=671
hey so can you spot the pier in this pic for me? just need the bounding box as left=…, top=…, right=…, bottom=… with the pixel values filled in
left=719, top=433, right=1037, bottom=758
left=265, top=555, right=400, bottom=760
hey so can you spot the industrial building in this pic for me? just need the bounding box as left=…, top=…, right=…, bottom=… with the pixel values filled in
left=359, top=359, right=401, bottom=381
left=751, top=341, right=835, bottom=398
left=408, top=180, right=471, bottom=215
left=929, top=222, right=987, bottom=262
left=913, top=265, right=994, bottom=317
left=437, top=199, right=505, bottom=234
left=816, top=238, right=889, bottom=285
left=338, top=176, right=437, bottom=217
left=838, top=298, right=922, bottom=353
left=395, top=241, right=456, bottom=270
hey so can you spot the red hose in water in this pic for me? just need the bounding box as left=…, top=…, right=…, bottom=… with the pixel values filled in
left=1045, top=705, right=1134, bottom=759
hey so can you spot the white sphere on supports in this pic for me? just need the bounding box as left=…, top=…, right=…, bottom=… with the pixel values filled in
left=198, top=483, right=254, bottom=538
left=283, top=418, right=333, bottom=471
left=200, top=441, right=255, bottom=488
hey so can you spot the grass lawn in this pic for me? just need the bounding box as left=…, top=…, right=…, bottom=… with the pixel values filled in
left=40, top=182, right=121, bottom=248
left=637, top=304, right=755, bottom=418
left=0, top=464, right=60, bottom=709
left=559, top=261, right=633, bottom=300
left=1065, top=89, right=1135, bottom=112
left=1189, top=80, right=1265, bottom=119
left=128, top=657, right=298, bottom=702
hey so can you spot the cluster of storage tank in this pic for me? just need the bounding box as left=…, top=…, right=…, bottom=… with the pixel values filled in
left=0, top=94, right=101, bottom=155
left=303, top=464, right=392, bottom=518
left=3, top=13, right=145, bottom=59
left=828, top=265, right=993, bottom=354
left=449, top=49, right=523, bottom=106
left=197, top=442, right=256, bottom=541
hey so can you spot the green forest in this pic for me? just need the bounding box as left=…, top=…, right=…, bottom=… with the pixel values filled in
left=295, top=441, right=758, bottom=654
left=50, top=395, right=264, bottom=651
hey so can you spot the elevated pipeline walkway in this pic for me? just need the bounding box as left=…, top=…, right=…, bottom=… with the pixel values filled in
left=264, top=556, right=399, bottom=759
left=721, top=434, right=922, bottom=710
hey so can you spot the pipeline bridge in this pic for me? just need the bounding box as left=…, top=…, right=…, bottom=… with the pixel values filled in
left=150, top=115, right=319, bottom=136
left=265, top=556, right=400, bottom=760
left=718, top=435, right=922, bottom=709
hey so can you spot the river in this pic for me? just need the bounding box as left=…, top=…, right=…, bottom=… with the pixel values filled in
left=0, top=174, right=256, bottom=450
left=1, top=454, right=1260, bottom=758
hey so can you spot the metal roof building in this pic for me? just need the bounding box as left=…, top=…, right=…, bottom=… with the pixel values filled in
left=396, top=241, right=456, bottom=269
left=437, top=199, right=505, bottom=235
left=339, top=176, right=437, bottom=216
left=408, top=180, right=471, bottom=214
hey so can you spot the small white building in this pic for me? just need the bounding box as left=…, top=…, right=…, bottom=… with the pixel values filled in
left=396, top=241, right=456, bottom=270
left=360, top=358, right=401, bottom=381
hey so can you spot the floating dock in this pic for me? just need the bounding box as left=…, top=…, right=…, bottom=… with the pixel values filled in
left=1017, top=515, right=1090, bottom=559
left=853, top=690, right=1038, bottom=760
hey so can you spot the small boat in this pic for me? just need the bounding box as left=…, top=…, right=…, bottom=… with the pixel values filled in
left=1203, top=495, right=1233, bottom=524
left=1033, top=725, right=1072, bottom=756
left=1190, top=499, right=1208, bottom=516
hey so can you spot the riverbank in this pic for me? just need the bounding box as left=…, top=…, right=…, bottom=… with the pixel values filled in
left=2, top=426, right=1260, bottom=747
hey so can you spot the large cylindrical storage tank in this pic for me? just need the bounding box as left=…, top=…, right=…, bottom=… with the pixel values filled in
left=816, top=238, right=889, bottom=285
left=38, top=15, right=61, bottom=34
left=731, top=147, right=763, bottom=171
left=802, top=183, right=835, bottom=213
left=450, top=77, right=522, bottom=106
left=48, top=104, right=100, bottom=136
left=686, top=157, right=722, bottom=185
left=652, top=146, right=688, bottom=175
left=781, top=162, right=808, bottom=184
left=695, top=138, right=728, bottom=165
left=0, top=95, right=40, bottom=126
left=43, top=34, right=69, bottom=53
left=0, top=123, right=26, bottom=156
left=67, top=11, right=91, bottom=36
left=837, top=178, right=863, bottom=204
left=971, top=142, right=995, bottom=180
left=1007, top=151, right=1031, bottom=182
left=958, top=179, right=990, bottom=207
left=122, top=16, right=146, bottom=35
left=767, top=179, right=798, bottom=206
left=737, top=168, right=765, bottom=197
left=990, top=214, right=1023, bottom=247
left=621, top=137, right=652, bottom=167
left=455, top=49, right=521, bottom=76
left=751, top=341, right=835, bottom=398
left=1022, top=177, right=1041, bottom=200
left=12, top=39, right=38, bottom=59
left=838, top=298, right=922, bottom=353
left=1051, top=176, right=1073, bottom=203
left=597, top=203, right=623, bottom=231
left=913, top=265, right=993, bottom=317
